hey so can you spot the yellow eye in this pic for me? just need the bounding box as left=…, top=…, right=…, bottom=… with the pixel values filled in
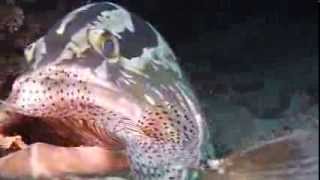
left=87, top=28, right=119, bottom=61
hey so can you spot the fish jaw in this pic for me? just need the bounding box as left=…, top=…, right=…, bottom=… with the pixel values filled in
left=3, top=64, right=146, bottom=148
left=5, top=65, right=203, bottom=179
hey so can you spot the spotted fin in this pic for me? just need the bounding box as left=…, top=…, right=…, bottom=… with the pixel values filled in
left=204, top=130, right=319, bottom=180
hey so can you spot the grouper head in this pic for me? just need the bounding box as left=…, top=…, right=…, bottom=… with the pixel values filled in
left=3, top=2, right=208, bottom=179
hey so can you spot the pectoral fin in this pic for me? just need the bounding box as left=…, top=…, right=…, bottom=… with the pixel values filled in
left=204, top=130, right=318, bottom=180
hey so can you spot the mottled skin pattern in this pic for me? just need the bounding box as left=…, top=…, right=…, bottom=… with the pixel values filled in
left=3, top=2, right=207, bottom=180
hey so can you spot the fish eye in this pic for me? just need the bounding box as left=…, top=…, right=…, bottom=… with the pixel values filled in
left=100, top=33, right=119, bottom=59
left=87, top=28, right=119, bottom=59
left=24, top=42, right=36, bottom=63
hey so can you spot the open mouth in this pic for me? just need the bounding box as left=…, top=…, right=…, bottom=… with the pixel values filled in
left=0, top=64, right=142, bottom=153
left=0, top=68, right=133, bottom=178
left=0, top=115, right=87, bottom=148
left=0, top=112, right=131, bottom=179
left=0, top=72, right=60, bottom=147
left=0, top=96, right=126, bottom=158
